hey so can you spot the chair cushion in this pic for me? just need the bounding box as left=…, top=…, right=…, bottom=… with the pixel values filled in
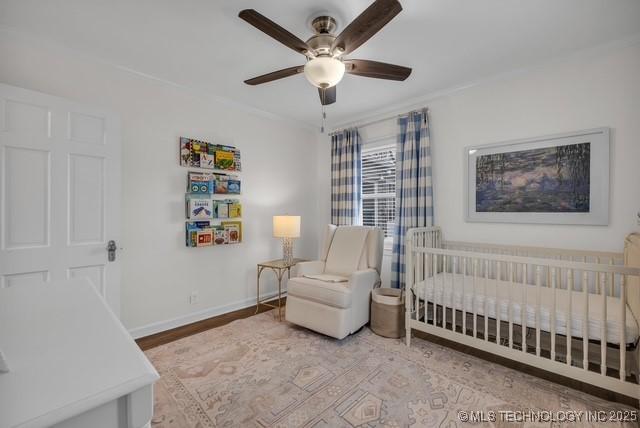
left=288, top=276, right=352, bottom=309
left=324, top=226, right=370, bottom=276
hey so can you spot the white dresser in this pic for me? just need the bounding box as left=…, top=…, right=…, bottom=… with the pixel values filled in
left=0, top=279, right=159, bottom=428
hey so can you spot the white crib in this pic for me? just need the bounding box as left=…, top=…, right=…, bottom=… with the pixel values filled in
left=404, top=227, right=640, bottom=399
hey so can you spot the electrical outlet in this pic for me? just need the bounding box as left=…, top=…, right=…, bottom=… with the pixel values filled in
left=189, top=291, right=198, bottom=305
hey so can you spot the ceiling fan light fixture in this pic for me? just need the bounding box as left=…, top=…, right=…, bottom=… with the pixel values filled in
left=303, top=56, right=345, bottom=88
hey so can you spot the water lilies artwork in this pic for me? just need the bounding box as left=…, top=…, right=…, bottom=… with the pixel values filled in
left=475, top=142, right=591, bottom=213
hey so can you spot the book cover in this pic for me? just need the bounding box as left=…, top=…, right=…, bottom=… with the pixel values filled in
left=196, top=229, right=213, bottom=247
left=180, top=137, right=192, bottom=167
left=229, top=202, right=242, bottom=218
left=214, top=228, right=228, bottom=245
left=215, top=179, right=228, bottom=194
left=187, top=197, right=214, bottom=219
left=222, top=220, right=242, bottom=242
left=233, top=150, right=242, bottom=172
left=228, top=179, right=241, bottom=194
left=215, top=150, right=235, bottom=170
left=180, top=137, right=241, bottom=171
left=225, top=224, right=240, bottom=243
left=185, top=221, right=212, bottom=247
left=187, top=172, right=214, bottom=194
left=199, top=153, right=215, bottom=169
left=216, top=202, right=229, bottom=218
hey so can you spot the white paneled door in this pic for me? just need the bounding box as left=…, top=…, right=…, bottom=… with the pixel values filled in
left=0, top=84, right=122, bottom=315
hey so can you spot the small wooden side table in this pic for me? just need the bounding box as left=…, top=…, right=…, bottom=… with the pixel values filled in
left=256, top=258, right=306, bottom=321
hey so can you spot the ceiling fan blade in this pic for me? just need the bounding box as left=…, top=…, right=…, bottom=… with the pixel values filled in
left=244, top=65, right=304, bottom=85
left=332, top=0, right=402, bottom=55
left=318, top=86, right=336, bottom=105
left=239, top=9, right=312, bottom=56
left=344, top=59, right=411, bottom=81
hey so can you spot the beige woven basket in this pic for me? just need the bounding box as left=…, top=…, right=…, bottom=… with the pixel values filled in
left=370, top=288, right=405, bottom=338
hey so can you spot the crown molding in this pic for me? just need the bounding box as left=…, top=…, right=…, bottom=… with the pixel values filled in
left=0, top=24, right=318, bottom=132
left=327, top=31, right=640, bottom=132
left=3, top=23, right=639, bottom=135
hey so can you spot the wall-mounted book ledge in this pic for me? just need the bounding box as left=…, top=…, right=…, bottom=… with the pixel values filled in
left=180, top=137, right=243, bottom=248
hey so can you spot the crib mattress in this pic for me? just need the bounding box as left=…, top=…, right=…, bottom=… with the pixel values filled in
left=412, top=273, right=639, bottom=345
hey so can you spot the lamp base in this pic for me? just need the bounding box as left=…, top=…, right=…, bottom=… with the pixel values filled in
left=282, top=237, right=294, bottom=264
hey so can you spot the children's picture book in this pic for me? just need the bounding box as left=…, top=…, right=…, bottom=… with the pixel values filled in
left=215, top=180, right=228, bottom=194
left=180, top=137, right=241, bottom=171
left=185, top=221, right=211, bottom=247
left=215, top=150, right=235, bottom=170
left=227, top=179, right=241, bottom=194
left=216, top=201, right=229, bottom=218
left=187, top=172, right=214, bottom=194
left=187, top=196, right=214, bottom=219
left=233, top=150, right=242, bottom=171
left=214, top=228, right=228, bottom=245
left=199, top=153, right=215, bottom=169
left=228, top=202, right=242, bottom=218
left=222, top=220, right=242, bottom=243
left=196, top=229, right=213, bottom=247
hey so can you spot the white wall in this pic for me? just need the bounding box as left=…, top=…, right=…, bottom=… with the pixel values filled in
left=0, top=30, right=323, bottom=335
left=320, top=42, right=640, bottom=285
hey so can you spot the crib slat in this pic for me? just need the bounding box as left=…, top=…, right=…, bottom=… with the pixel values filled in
left=596, top=257, right=601, bottom=294
left=567, top=269, right=573, bottom=367
left=620, top=274, right=626, bottom=381
left=452, top=257, right=457, bottom=334
left=551, top=267, right=557, bottom=362
left=609, top=258, right=614, bottom=297
left=496, top=262, right=501, bottom=345
left=509, top=262, right=514, bottom=349
left=420, top=254, right=428, bottom=324
left=484, top=259, right=489, bottom=341
left=443, top=255, right=447, bottom=329
left=462, top=258, right=467, bottom=336
left=582, top=271, right=589, bottom=371
left=522, top=264, right=527, bottom=354
left=417, top=249, right=422, bottom=323
left=473, top=259, right=478, bottom=339
left=420, top=251, right=425, bottom=324
left=535, top=266, right=541, bottom=357
left=432, top=253, right=437, bottom=326
left=600, top=272, right=607, bottom=376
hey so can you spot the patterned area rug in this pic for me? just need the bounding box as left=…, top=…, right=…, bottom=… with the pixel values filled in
left=145, top=311, right=636, bottom=427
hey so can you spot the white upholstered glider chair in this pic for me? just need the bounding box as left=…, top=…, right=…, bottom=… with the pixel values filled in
left=285, top=225, right=384, bottom=339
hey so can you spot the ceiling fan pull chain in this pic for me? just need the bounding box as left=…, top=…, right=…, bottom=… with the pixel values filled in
left=321, top=104, right=326, bottom=133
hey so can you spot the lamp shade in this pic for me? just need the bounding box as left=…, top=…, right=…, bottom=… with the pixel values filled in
left=273, top=215, right=301, bottom=238
left=303, top=57, right=345, bottom=88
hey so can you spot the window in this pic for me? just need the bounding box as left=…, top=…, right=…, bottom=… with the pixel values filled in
left=362, top=145, right=396, bottom=238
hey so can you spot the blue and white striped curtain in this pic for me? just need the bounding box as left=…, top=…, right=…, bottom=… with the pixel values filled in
left=391, top=109, right=433, bottom=289
left=331, top=128, right=362, bottom=225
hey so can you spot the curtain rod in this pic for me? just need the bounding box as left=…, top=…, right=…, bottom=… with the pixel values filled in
left=328, top=107, right=429, bottom=137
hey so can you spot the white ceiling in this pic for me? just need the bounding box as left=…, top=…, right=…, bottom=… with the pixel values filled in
left=2, top=0, right=640, bottom=128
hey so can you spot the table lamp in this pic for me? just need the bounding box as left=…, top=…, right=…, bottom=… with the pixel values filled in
left=273, top=215, right=300, bottom=263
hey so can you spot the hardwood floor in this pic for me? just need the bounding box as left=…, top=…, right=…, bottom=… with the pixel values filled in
left=135, top=299, right=638, bottom=408
left=135, top=297, right=286, bottom=351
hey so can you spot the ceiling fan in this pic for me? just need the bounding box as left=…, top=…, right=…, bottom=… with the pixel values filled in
left=238, top=0, right=412, bottom=107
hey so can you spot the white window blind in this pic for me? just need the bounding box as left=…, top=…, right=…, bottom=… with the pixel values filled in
left=362, top=145, right=396, bottom=237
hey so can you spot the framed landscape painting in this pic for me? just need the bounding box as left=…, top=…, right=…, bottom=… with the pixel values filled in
left=465, top=128, right=609, bottom=225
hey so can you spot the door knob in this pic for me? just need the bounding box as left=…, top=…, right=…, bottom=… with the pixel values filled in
left=107, top=240, right=117, bottom=262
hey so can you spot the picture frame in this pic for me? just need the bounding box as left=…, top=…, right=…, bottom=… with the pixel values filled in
left=465, top=128, right=610, bottom=225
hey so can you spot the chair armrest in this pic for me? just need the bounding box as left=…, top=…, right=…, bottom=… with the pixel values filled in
left=349, top=269, right=380, bottom=293
left=294, top=261, right=325, bottom=277
left=349, top=269, right=380, bottom=330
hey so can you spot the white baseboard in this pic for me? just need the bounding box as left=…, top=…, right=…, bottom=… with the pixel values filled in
left=128, top=291, right=284, bottom=339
